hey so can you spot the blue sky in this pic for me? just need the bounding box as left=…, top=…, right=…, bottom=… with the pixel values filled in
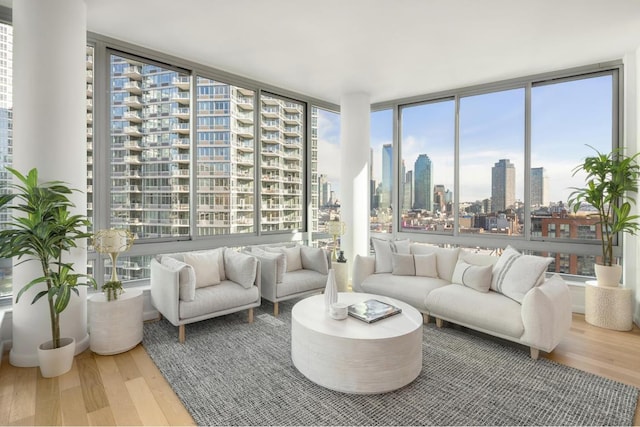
left=317, top=74, right=612, bottom=204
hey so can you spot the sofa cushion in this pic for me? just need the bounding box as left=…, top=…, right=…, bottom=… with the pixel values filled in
left=392, top=253, right=416, bottom=276
left=491, top=246, right=553, bottom=303
left=300, top=246, right=329, bottom=275
left=414, top=253, right=438, bottom=278
left=410, top=244, right=460, bottom=282
left=224, top=249, right=258, bottom=289
left=360, top=273, right=448, bottom=312
left=179, top=280, right=260, bottom=320
left=426, top=284, right=525, bottom=339
left=160, top=256, right=196, bottom=302
left=183, top=251, right=221, bottom=288
left=253, top=247, right=286, bottom=283
left=451, top=260, right=492, bottom=293
left=277, top=269, right=327, bottom=298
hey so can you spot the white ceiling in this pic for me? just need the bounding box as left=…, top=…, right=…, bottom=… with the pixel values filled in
left=11, top=0, right=640, bottom=104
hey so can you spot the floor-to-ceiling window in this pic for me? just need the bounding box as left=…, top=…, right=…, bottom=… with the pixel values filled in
left=370, top=109, right=393, bottom=233
left=389, top=66, right=620, bottom=280
left=399, top=99, right=455, bottom=234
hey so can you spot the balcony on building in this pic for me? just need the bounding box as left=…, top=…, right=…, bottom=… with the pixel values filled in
left=172, top=76, right=190, bottom=90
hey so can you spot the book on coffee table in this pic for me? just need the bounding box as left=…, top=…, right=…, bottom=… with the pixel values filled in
left=348, top=299, right=402, bottom=323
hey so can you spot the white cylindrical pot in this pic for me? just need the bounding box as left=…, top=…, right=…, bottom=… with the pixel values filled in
left=37, top=337, right=75, bottom=378
left=594, top=264, right=622, bottom=287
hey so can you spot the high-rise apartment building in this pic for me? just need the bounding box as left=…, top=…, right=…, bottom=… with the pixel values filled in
left=402, top=170, right=413, bottom=211
left=319, top=174, right=331, bottom=206
left=104, top=55, right=306, bottom=241
left=413, top=154, right=433, bottom=211
left=0, top=22, right=12, bottom=219
left=531, top=167, right=549, bottom=207
left=491, top=158, right=515, bottom=212
left=381, top=143, right=392, bottom=209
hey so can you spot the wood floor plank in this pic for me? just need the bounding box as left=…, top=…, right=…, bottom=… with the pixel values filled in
left=58, top=357, right=82, bottom=392
left=0, top=354, right=16, bottom=398
left=60, top=386, right=90, bottom=426
left=95, top=354, right=142, bottom=426
left=113, top=351, right=142, bottom=382
left=8, top=365, right=36, bottom=423
left=8, top=415, right=35, bottom=426
left=76, top=355, right=109, bottom=414
left=86, top=406, right=116, bottom=426
left=125, top=376, right=169, bottom=426
left=34, top=374, right=61, bottom=425
left=129, top=345, right=195, bottom=426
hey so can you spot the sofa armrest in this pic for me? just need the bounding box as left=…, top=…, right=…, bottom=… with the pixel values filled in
left=520, top=274, right=572, bottom=353
left=150, top=258, right=181, bottom=326
left=352, top=255, right=375, bottom=292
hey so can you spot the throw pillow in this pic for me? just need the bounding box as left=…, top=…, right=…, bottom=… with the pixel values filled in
left=451, top=260, right=493, bottom=293
left=371, top=237, right=394, bottom=273
left=392, top=239, right=411, bottom=254
left=414, top=253, right=438, bottom=278
left=183, top=251, right=221, bottom=288
left=253, top=247, right=287, bottom=283
left=410, top=244, right=460, bottom=282
left=224, top=248, right=258, bottom=289
left=391, top=253, right=415, bottom=276
left=160, top=256, right=196, bottom=302
left=300, top=246, right=329, bottom=275
left=282, top=246, right=303, bottom=272
left=491, top=246, right=553, bottom=303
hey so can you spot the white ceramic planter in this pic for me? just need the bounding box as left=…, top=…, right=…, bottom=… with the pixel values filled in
left=37, top=337, right=75, bottom=378
left=594, top=264, right=622, bottom=287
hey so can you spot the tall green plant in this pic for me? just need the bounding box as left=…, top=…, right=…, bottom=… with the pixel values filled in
left=0, top=167, right=96, bottom=349
left=568, top=146, right=640, bottom=266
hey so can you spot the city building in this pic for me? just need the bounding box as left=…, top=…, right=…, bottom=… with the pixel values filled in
left=380, top=143, right=392, bottom=209
left=413, top=154, right=433, bottom=211
left=491, top=158, right=516, bottom=212
left=531, top=167, right=549, bottom=207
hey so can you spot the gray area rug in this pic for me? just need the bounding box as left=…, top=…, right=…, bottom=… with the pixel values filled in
left=143, top=301, right=638, bottom=426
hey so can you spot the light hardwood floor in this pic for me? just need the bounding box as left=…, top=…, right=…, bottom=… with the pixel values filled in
left=0, top=313, right=638, bottom=426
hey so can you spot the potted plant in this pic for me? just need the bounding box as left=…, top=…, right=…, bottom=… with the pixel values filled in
left=568, top=146, right=640, bottom=286
left=0, top=167, right=97, bottom=377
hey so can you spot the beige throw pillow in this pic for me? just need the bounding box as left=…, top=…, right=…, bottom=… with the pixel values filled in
left=391, top=253, right=416, bottom=276
left=414, top=253, right=438, bottom=278
left=451, top=260, right=493, bottom=293
left=183, top=251, right=221, bottom=288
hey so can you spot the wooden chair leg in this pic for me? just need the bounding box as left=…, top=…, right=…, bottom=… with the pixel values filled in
left=435, top=318, right=444, bottom=328
left=274, top=302, right=279, bottom=316
left=248, top=307, right=254, bottom=323
left=178, top=324, right=185, bottom=344
left=422, top=313, right=430, bottom=324
left=530, top=347, right=540, bottom=360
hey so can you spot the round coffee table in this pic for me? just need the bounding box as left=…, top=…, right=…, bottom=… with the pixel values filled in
left=291, top=292, right=423, bottom=394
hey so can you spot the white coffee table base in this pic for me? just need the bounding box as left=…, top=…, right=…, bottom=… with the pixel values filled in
left=291, top=292, right=423, bottom=394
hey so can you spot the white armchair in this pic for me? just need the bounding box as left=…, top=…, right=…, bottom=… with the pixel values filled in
left=150, top=248, right=261, bottom=342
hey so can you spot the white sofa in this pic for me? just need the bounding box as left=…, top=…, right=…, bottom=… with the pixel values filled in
left=246, top=244, right=331, bottom=315
left=150, top=247, right=261, bottom=343
left=352, top=242, right=572, bottom=359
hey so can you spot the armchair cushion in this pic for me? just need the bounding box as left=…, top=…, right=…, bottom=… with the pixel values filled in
left=282, top=246, right=302, bottom=272
left=224, top=249, right=258, bottom=289
left=300, top=246, right=329, bottom=275
left=183, top=251, right=221, bottom=288
left=160, top=256, right=196, bottom=302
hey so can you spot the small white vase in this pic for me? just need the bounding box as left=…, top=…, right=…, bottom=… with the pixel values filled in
left=38, top=337, right=75, bottom=378
left=594, top=264, right=622, bottom=287
left=324, top=269, right=338, bottom=311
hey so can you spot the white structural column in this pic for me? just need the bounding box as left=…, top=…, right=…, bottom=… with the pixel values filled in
left=11, top=0, right=89, bottom=367
left=340, top=93, right=371, bottom=280
left=625, top=49, right=640, bottom=327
